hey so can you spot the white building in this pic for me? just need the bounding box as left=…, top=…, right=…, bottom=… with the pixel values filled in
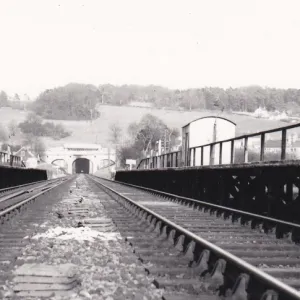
left=265, top=133, right=300, bottom=159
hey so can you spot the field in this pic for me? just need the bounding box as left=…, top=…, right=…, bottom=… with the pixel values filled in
left=0, top=105, right=296, bottom=149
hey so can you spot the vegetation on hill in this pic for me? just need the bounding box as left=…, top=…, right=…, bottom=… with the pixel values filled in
left=98, top=84, right=300, bottom=114
left=3, top=83, right=300, bottom=121
left=34, top=84, right=300, bottom=120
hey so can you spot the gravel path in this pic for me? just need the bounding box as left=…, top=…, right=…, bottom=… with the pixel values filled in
left=2, top=175, right=163, bottom=299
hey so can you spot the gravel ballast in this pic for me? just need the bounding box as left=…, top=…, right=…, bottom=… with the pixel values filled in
left=2, top=175, right=164, bottom=299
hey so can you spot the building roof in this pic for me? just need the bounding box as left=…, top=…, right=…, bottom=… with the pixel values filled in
left=182, top=116, right=236, bottom=128
left=14, top=146, right=35, bottom=158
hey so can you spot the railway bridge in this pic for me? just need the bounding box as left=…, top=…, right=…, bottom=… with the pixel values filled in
left=2, top=118, right=300, bottom=299
left=116, top=119, right=300, bottom=227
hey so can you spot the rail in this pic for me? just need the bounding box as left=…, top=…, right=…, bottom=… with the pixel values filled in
left=137, top=121, right=300, bottom=169
left=0, top=179, right=48, bottom=195
left=0, top=177, right=70, bottom=219
left=111, top=177, right=300, bottom=242
left=90, top=176, right=300, bottom=300
left=0, top=151, right=23, bottom=168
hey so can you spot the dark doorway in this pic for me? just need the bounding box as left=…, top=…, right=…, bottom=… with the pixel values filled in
left=73, top=158, right=90, bottom=174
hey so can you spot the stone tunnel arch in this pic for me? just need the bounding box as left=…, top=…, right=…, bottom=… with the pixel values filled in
left=72, top=158, right=93, bottom=174
left=51, top=159, right=68, bottom=171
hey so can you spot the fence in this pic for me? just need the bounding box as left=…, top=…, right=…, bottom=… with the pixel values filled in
left=0, top=151, right=23, bottom=168
left=137, top=122, right=300, bottom=169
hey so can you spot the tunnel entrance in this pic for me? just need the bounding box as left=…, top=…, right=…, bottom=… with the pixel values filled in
left=72, top=158, right=90, bottom=174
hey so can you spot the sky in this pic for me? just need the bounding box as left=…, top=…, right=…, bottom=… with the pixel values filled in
left=0, top=0, right=300, bottom=98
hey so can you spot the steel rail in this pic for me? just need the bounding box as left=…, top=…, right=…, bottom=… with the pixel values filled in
left=0, top=180, right=50, bottom=194
left=26, top=179, right=62, bottom=193
left=0, top=177, right=71, bottom=218
left=99, top=177, right=300, bottom=230
left=90, top=175, right=300, bottom=300
left=0, top=190, right=27, bottom=204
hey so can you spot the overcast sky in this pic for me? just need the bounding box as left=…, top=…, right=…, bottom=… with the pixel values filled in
left=0, top=0, right=299, bottom=98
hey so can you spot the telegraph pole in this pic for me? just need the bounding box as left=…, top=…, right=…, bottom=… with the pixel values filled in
left=211, top=96, right=223, bottom=164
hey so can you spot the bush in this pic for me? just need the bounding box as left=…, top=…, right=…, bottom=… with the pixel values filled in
left=43, top=122, right=71, bottom=140
left=19, top=113, right=71, bottom=140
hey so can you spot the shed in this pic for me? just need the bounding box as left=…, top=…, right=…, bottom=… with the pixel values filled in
left=181, top=116, right=236, bottom=166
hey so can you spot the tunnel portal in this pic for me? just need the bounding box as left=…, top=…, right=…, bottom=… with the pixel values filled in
left=72, top=158, right=90, bottom=174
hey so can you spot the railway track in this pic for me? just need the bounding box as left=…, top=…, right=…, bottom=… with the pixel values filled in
left=87, top=175, right=300, bottom=300
left=0, top=176, right=73, bottom=290
left=1, top=175, right=165, bottom=299
left=0, top=178, right=71, bottom=223
left=0, top=180, right=50, bottom=196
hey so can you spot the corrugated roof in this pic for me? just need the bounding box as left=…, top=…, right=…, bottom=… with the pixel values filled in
left=182, top=116, right=236, bottom=128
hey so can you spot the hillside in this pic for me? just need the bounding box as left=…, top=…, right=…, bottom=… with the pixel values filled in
left=0, top=105, right=294, bottom=149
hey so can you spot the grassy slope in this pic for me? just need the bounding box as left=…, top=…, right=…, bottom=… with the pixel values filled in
left=0, top=105, right=295, bottom=148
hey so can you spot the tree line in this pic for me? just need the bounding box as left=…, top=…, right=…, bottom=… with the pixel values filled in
left=2, top=83, right=300, bottom=121
left=0, top=91, right=28, bottom=110
left=99, top=84, right=300, bottom=114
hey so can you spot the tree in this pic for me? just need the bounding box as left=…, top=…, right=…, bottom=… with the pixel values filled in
left=0, top=91, right=8, bottom=107
left=127, top=122, right=140, bottom=140
left=24, top=135, right=46, bottom=158
left=33, top=138, right=46, bottom=158
left=109, top=123, right=122, bottom=145
left=119, top=114, right=179, bottom=165
left=0, top=124, right=8, bottom=142
left=117, top=142, right=141, bottom=168
left=19, top=112, right=71, bottom=139
left=19, top=113, right=45, bottom=136
left=168, top=127, right=181, bottom=149
left=33, top=83, right=101, bottom=120
left=14, top=93, right=20, bottom=102
left=8, top=120, right=19, bottom=137
left=108, top=123, right=123, bottom=168
left=133, top=114, right=169, bottom=155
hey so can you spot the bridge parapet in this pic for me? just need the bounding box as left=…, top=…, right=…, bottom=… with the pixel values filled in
left=137, top=121, right=300, bottom=169
left=0, top=165, right=47, bottom=188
